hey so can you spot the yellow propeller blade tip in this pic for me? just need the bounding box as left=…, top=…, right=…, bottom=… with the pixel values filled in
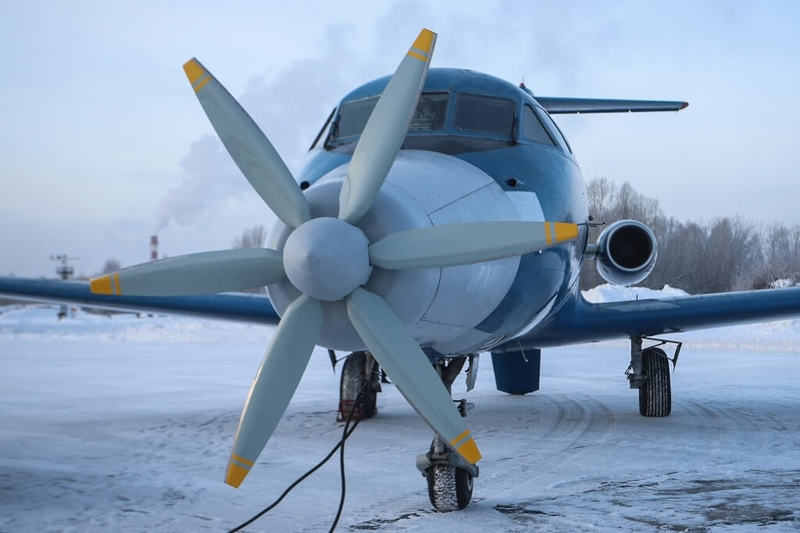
left=412, top=28, right=436, bottom=54
left=183, top=58, right=212, bottom=92
left=450, top=429, right=481, bottom=464
left=182, top=58, right=205, bottom=83
left=224, top=461, right=250, bottom=488
left=89, top=273, right=120, bottom=295
left=457, top=437, right=482, bottom=464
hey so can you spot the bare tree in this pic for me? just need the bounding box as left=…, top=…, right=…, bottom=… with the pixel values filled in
left=231, top=225, right=268, bottom=293
left=580, top=178, right=770, bottom=294
left=232, top=225, right=267, bottom=249
left=752, top=223, right=800, bottom=288
left=101, top=258, right=121, bottom=274
left=586, top=176, right=615, bottom=221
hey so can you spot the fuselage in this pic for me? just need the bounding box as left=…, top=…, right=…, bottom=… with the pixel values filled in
left=280, top=68, right=589, bottom=354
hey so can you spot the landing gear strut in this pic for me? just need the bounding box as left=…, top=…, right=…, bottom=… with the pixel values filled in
left=627, top=337, right=680, bottom=417
left=416, top=355, right=479, bottom=511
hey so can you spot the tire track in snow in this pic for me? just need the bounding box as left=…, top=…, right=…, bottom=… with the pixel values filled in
left=341, top=391, right=618, bottom=530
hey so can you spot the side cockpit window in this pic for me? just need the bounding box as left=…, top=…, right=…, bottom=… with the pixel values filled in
left=537, top=107, right=573, bottom=154
left=454, top=93, right=515, bottom=136
left=336, top=96, right=379, bottom=139
left=522, top=104, right=555, bottom=146
left=310, top=108, right=335, bottom=150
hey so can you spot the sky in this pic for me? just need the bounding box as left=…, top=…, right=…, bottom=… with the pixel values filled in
left=1, top=0, right=799, bottom=278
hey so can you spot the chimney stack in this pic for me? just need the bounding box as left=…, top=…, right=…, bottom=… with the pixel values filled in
left=150, top=235, right=158, bottom=261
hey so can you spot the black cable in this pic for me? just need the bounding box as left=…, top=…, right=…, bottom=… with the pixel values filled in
left=328, top=394, right=358, bottom=533
left=228, top=382, right=369, bottom=533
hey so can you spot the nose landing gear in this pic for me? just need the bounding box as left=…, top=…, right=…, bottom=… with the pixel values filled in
left=414, top=356, right=479, bottom=511
left=336, top=351, right=480, bottom=511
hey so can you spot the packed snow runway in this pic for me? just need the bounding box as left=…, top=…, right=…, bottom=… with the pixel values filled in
left=2, top=296, right=799, bottom=532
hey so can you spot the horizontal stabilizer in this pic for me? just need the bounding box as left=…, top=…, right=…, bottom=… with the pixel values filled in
left=535, top=97, right=688, bottom=114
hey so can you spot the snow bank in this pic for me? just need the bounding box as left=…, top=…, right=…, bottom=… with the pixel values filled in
left=581, top=283, right=688, bottom=303
left=0, top=304, right=272, bottom=343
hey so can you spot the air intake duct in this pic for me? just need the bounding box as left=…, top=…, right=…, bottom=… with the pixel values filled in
left=593, top=220, right=657, bottom=286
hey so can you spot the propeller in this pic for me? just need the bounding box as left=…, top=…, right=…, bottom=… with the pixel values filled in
left=89, top=28, right=579, bottom=488
left=89, top=249, right=284, bottom=296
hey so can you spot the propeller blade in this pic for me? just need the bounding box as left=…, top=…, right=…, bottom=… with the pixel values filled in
left=346, top=287, right=480, bottom=465
left=369, top=221, right=580, bottom=270
left=226, top=294, right=323, bottom=487
left=183, top=58, right=311, bottom=229
left=338, top=29, right=436, bottom=224
left=88, top=248, right=284, bottom=296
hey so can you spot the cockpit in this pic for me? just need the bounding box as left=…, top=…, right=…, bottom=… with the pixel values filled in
left=311, top=68, right=572, bottom=156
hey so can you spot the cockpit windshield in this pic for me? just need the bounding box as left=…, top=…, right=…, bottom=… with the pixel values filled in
left=334, top=92, right=449, bottom=140
left=454, top=93, right=515, bottom=136
left=325, top=89, right=520, bottom=155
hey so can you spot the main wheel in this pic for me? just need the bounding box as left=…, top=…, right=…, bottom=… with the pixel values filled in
left=426, top=464, right=473, bottom=511
left=639, top=347, right=671, bottom=417
left=338, top=351, right=378, bottom=421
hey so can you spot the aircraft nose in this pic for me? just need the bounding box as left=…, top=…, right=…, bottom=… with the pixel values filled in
left=265, top=150, right=528, bottom=355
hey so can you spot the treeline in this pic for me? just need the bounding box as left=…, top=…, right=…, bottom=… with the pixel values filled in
left=580, top=178, right=800, bottom=293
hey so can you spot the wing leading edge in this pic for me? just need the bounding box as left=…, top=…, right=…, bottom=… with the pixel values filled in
left=504, top=287, right=800, bottom=350
left=0, top=277, right=279, bottom=324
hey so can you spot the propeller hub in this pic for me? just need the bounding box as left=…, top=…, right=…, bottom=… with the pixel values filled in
left=283, top=217, right=371, bottom=301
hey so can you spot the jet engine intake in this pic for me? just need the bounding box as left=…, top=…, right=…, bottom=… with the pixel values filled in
left=593, top=220, right=657, bottom=286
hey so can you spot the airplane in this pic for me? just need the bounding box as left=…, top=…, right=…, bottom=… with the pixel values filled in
left=2, top=28, right=800, bottom=513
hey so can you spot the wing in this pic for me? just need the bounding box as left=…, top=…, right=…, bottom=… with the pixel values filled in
left=0, top=277, right=279, bottom=324
left=535, top=96, right=688, bottom=114
left=507, top=287, right=800, bottom=349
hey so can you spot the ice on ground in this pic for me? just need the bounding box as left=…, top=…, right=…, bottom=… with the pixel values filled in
left=1, top=291, right=799, bottom=532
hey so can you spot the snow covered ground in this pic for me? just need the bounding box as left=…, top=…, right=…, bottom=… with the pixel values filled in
left=1, top=287, right=799, bottom=532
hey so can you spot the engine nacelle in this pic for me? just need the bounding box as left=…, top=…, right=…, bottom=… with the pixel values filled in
left=593, top=220, right=657, bottom=286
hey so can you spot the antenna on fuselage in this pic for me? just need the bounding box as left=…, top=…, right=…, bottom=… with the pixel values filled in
left=519, top=80, right=534, bottom=96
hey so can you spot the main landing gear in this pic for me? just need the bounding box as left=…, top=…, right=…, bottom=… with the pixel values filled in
left=626, top=336, right=681, bottom=417
left=338, top=351, right=380, bottom=421
left=415, top=355, right=480, bottom=512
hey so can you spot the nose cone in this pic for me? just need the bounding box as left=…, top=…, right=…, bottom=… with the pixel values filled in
left=283, top=217, right=372, bottom=301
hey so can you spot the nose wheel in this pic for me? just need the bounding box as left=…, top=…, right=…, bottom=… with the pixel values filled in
left=415, top=356, right=478, bottom=511
left=424, top=441, right=475, bottom=511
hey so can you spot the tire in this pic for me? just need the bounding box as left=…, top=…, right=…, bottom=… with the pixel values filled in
left=426, top=464, right=473, bottom=512
left=339, top=351, right=378, bottom=421
left=639, top=347, right=671, bottom=417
